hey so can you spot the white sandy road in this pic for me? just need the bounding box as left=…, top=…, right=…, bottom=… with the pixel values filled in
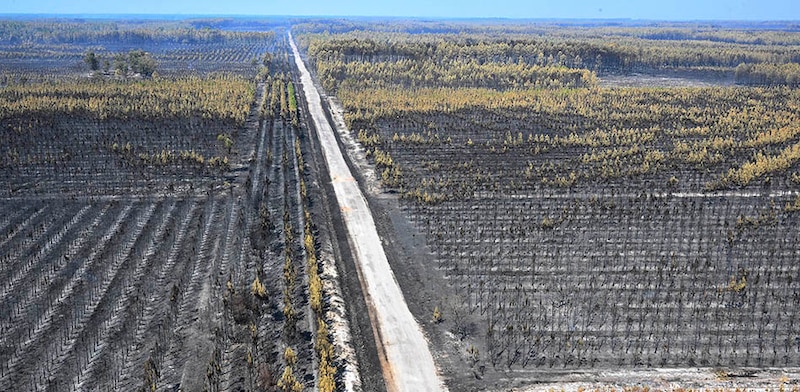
left=289, top=33, right=447, bottom=392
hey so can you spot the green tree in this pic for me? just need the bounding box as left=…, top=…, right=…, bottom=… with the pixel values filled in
left=114, top=53, right=129, bottom=76
left=83, top=50, right=99, bottom=71
left=128, top=49, right=157, bottom=77
left=113, top=50, right=157, bottom=77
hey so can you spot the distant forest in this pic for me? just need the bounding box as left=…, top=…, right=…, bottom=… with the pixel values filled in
left=295, top=19, right=800, bottom=85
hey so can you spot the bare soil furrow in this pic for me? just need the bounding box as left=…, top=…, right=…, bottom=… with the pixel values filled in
left=0, top=204, right=32, bottom=238
left=37, top=203, right=157, bottom=390
left=0, top=202, right=147, bottom=390
left=250, top=84, right=269, bottom=203
left=286, top=123, right=318, bottom=388
left=0, top=203, right=112, bottom=347
left=116, top=199, right=199, bottom=391
left=0, top=202, right=130, bottom=386
left=216, top=195, right=239, bottom=283
left=157, top=196, right=222, bottom=389
left=67, top=200, right=176, bottom=391
left=0, top=206, right=74, bottom=275
left=215, top=196, right=242, bottom=392
left=0, top=205, right=91, bottom=309
left=0, top=206, right=47, bottom=266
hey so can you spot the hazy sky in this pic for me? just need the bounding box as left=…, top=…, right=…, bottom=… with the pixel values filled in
left=2, top=0, right=799, bottom=20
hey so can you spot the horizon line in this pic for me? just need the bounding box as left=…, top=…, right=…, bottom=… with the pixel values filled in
left=0, top=13, right=798, bottom=23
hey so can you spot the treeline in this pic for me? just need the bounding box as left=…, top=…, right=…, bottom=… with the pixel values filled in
left=0, top=19, right=275, bottom=45
left=294, top=19, right=800, bottom=44
left=299, top=26, right=800, bottom=73
left=304, top=34, right=598, bottom=91
left=303, top=33, right=613, bottom=73
left=317, top=58, right=596, bottom=92
left=0, top=75, right=254, bottom=126
left=735, top=62, right=800, bottom=86
left=626, top=27, right=800, bottom=46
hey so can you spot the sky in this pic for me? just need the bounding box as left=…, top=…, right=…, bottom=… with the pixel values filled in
left=2, top=0, right=799, bottom=21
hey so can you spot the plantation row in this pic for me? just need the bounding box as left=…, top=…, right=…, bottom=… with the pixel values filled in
left=0, top=197, right=214, bottom=390
left=0, top=75, right=257, bottom=196
left=409, top=193, right=800, bottom=369
left=0, top=28, right=349, bottom=391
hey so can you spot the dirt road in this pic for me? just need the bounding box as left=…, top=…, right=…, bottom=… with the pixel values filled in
left=289, top=33, right=447, bottom=392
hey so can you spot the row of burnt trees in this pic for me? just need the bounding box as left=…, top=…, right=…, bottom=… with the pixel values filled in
left=735, top=62, right=800, bottom=86
left=304, top=30, right=800, bottom=193
left=0, top=75, right=255, bottom=126
left=342, top=84, right=800, bottom=197
left=411, top=190, right=800, bottom=369
left=254, top=54, right=339, bottom=391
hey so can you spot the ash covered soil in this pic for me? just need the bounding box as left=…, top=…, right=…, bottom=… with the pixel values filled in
left=321, top=72, right=800, bottom=391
